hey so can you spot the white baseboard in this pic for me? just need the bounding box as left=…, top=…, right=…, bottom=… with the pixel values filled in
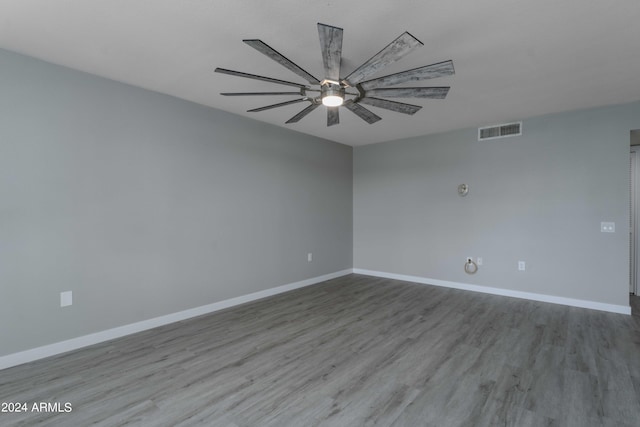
left=0, top=269, right=353, bottom=371
left=353, top=268, right=631, bottom=315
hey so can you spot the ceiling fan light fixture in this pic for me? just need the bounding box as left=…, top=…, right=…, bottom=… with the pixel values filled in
left=321, top=85, right=345, bottom=107
left=322, top=94, right=344, bottom=107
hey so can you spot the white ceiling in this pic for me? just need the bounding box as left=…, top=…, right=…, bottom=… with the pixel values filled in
left=1, top=0, right=640, bottom=146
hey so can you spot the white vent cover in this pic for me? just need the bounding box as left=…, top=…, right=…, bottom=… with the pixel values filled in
left=478, top=121, right=522, bottom=140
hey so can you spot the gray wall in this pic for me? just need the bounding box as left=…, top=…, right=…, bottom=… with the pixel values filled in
left=354, top=102, right=640, bottom=307
left=0, top=49, right=353, bottom=356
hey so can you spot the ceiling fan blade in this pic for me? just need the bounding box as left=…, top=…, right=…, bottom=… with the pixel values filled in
left=366, top=87, right=450, bottom=99
left=318, top=23, right=343, bottom=81
left=286, top=103, right=320, bottom=124
left=215, top=68, right=307, bottom=89
left=358, top=97, right=422, bottom=115
left=343, top=100, right=382, bottom=124
left=359, top=60, right=455, bottom=91
left=221, top=91, right=302, bottom=96
left=327, top=107, right=340, bottom=127
left=243, top=40, right=320, bottom=84
left=247, top=98, right=306, bottom=112
left=345, top=32, right=423, bottom=86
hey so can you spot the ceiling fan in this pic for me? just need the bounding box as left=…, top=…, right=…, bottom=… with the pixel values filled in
left=215, top=23, right=454, bottom=127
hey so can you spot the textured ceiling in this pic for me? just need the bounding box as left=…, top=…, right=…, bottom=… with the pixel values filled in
left=1, top=0, right=640, bottom=146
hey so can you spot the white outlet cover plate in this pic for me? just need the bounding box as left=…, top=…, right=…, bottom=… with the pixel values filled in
left=60, top=291, right=73, bottom=307
left=518, top=261, right=526, bottom=271
left=601, top=222, right=615, bottom=232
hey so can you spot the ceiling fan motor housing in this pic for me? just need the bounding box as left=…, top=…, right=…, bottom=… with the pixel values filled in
left=321, top=83, right=345, bottom=106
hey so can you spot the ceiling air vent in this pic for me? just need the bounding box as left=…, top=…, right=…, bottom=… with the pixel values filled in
left=478, top=121, right=522, bottom=141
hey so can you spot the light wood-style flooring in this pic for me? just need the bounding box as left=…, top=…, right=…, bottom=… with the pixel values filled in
left=1, top=274, right=640, bottom=426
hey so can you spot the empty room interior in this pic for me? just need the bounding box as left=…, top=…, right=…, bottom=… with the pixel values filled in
left=2, top=1, right=640, bottom=426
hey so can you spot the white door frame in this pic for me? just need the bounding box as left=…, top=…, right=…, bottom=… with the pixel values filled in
left=630, top=147, right=638, bottom=294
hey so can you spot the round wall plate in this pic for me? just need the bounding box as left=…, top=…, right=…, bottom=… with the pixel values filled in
left=458, top=184, right=469, bottom=197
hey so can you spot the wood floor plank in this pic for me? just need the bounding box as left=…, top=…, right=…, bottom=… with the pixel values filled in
left=1, top=275, right=639, bottom=426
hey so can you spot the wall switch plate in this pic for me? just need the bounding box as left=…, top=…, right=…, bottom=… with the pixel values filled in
left=518, top=261, right=526, bottom=271
left=601, top=222, right=615, bottom=233
left=307, top=253, right=312, bottom=262
left=477, top=257, right=483, bottom=266
left=60, top=291, right=72, bottom=307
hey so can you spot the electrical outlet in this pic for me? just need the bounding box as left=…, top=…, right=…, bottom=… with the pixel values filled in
left=477, top=257, right=483, bottom=266
left=307, top=253, right=312, bottom=262
left=601, top=222, right=615, bottom=233
left=518, top=261, right=526, bottom=271
left=60, top=291, right=73, bottom=307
